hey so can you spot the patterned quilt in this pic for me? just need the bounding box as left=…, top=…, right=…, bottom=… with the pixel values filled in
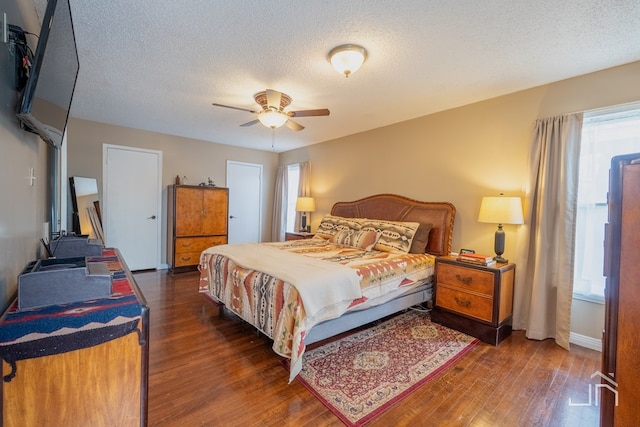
left=198, top=238, right=435, bottom=381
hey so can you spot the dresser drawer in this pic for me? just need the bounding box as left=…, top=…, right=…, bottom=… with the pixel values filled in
left=175, top=236, right=226, bottom=254
left=437, top=263, right=494, bottom=297
left=436, top=285, right=493, bottom=323
left=174, top=252, right=203, bottom=267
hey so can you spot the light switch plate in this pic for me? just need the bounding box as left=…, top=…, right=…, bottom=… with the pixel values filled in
left=2, top=13, right=7, bottom=44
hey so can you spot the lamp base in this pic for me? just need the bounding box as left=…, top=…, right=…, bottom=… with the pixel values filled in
left=494, top=256, right=508, bottom=264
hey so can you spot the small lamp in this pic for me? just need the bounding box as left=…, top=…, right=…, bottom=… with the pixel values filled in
left=477, top=193, right=524, bottom=263
left=295, top=197, right=316, bottom=232
left=328, top=44, right=368, bottom=78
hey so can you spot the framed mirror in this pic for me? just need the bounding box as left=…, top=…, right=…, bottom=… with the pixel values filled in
left=69, top=176, right=100, bottom=237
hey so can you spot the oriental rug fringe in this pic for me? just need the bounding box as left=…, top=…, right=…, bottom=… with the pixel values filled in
left=293, top=310, right=478, bottom=426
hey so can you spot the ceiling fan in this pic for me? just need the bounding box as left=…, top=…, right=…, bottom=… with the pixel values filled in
left=212, top=89, right=330, bottom=131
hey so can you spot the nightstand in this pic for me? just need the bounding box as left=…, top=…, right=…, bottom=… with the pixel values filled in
left=431, top=256, right=515, bottom=345
left=285, top=231, right=315, bottom=241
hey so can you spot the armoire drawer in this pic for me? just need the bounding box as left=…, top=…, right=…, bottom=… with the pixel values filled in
left=174, top=236, right=226, bottom=254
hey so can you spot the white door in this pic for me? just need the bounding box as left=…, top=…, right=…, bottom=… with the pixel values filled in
left=226, top=161, right=262, bottom=243
left=103, top=144, right=162, bottom=270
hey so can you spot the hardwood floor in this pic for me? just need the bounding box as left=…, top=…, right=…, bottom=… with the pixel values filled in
left=135, top=270, right=601, bottom=427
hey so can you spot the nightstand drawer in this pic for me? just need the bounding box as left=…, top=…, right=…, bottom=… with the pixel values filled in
left=436, top=285, right=493, bottom=322
left=437, top=263, right=494, bottom=297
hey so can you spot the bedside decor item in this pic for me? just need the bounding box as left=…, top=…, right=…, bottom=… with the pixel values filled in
left=328, top=44, right=368, bottom=78
left=295, top=196, right=316, bottom=232
left=477, top=193, right=524, bottom=263
left=288, top=310, right=477, bottom=426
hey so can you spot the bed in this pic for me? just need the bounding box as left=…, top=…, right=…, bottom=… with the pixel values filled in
left=198, top=194, right=455, bottom=381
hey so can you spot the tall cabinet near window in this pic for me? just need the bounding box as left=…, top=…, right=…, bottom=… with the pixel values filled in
left=167, top=185, right=229, bottom=272
left=601, top=153, right=640, bottom=426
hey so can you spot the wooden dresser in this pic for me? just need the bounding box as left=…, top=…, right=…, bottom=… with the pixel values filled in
left=601, top=153, right=640, bottom=426
left=1, top=249, right=149, bottom=427
left=431, top=256, right=515, bottom=345
left=167, top=185, right=228, bottom=272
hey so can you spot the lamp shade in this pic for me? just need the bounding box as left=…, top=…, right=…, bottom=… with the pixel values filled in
left=478, top=196, right=524, bottom=225
left=295, top=197, right=316, bottom=212
left=328, top=44, right=367, bottom=77
left=257, top=109, right=288, bottom=129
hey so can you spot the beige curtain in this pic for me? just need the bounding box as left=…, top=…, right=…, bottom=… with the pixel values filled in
left=513, top=113, right=583, bottom=349
left=271, top=165, right=288, bottom=241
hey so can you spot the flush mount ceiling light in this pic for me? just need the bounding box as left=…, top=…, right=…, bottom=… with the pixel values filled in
left=257, top=108, right=289, bottom=129
left=328, top=44, right=368, bottom=78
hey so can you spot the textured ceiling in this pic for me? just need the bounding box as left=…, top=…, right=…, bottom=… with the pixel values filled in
left=35, top=1, right=640, bottom=152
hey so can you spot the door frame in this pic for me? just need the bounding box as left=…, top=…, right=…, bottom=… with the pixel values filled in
left=102, top=143, right=163, bottom=269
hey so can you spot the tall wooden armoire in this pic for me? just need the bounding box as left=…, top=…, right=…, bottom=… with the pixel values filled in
left=167, top=185, right=228, bottom=272
left=601, top=153, right=640, bottom=426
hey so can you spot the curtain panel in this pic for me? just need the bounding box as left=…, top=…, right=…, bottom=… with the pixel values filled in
left=271, top=165, right=288, bottom=242
left=513, top=113, right=583, bottom=349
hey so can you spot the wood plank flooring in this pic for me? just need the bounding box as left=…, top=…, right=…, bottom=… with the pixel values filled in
left=134, top=270, right=601, bottom=427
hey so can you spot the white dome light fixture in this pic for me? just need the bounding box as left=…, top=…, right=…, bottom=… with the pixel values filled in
left=258, top=108, right=288, bottom=129
left=328, top=44, right=368, bottom=78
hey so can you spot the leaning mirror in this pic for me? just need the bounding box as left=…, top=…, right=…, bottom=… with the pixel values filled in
left=69, top=176, right=101, bottom=238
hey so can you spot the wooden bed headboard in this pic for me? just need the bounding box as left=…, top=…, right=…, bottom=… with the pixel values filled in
left=331, top=194, right=456, bottom=256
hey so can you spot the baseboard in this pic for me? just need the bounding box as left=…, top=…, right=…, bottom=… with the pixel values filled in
left=570, top=332, right=601, bottom=352
left=158, top=263, right=169, bottom=270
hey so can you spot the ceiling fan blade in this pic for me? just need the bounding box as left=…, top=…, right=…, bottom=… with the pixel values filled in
left=286, top=119, right=304, bottom=131
left=265, top=89, right=282, bottom=110
left=288, top=108, right=330, bottom=118
left=212, top=103, right=258, bottom=114
left=240, top=119, right=260, bottom=127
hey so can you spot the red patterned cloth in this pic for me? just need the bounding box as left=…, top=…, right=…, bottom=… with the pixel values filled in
left=0, top=249, right=145, bottom=382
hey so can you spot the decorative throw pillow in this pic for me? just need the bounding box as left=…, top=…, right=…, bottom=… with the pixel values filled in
left=315, top=215, right=362, bottom=240
left=349, top=229, right=380, bottom=251
left=409, top=223, right=433, bottom=254
left=360, top=219, right=420, bottom=253
left=329, top=229, right=380, bottom=251
left=329, top=229, right=352, bottom=245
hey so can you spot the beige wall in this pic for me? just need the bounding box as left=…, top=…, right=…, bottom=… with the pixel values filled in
left=0, top=0, right=52, bottom=311
left=66, top=118, right=280, bottom=264
left=280, top=60, right=640, bottom=342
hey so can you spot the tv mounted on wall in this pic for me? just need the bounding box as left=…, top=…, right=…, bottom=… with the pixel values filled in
left=15, top=0, right=79, bottom=149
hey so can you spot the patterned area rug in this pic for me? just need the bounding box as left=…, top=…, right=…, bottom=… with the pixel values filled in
left=295, top=310, right=478, bottom=426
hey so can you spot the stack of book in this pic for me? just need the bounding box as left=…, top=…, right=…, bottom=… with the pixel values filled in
left=456, top=253, right=497, bottom=266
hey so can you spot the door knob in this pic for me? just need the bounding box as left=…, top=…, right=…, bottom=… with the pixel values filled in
left=230, top=215, right=237, bottom=219
left=148, top=215, right=157, bottom=219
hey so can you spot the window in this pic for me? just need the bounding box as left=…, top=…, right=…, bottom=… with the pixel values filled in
left=573, top=106, right=640, bottom=301
left=286, top=164, right=300, bottom=232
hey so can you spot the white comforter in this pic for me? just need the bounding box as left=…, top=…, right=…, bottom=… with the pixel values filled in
left=202, top=243, right=362, bottom=325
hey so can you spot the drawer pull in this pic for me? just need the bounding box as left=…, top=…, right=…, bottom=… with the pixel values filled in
left=180, top=256, right=193, bottom=261
left=455, top=274, right=473, bottom=285
left=180, top=242, right=192, bottom=248
left=454, top=296, right=471, bottom=308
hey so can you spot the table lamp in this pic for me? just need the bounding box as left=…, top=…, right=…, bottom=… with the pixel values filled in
left=477, top=193, right=524, bottom=263
left=295, top=197, right=316, bottom=232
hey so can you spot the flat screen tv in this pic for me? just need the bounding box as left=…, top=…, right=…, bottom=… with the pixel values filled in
left=16, top=0, right=79, bottom=149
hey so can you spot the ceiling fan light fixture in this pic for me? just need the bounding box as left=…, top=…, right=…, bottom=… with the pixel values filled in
left=328, top=44, right=368, bottom=78
left=257, top=109, right=288, bottom=129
